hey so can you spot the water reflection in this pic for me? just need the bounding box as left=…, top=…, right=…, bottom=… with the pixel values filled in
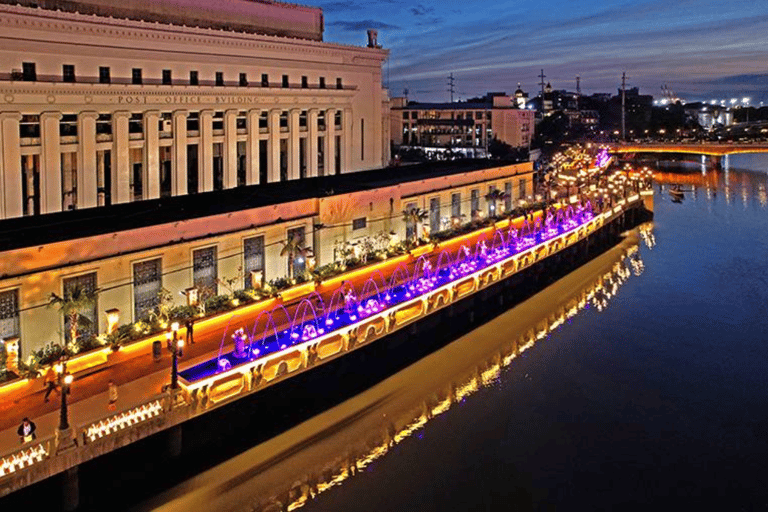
left=653, top=166, right=768, bottom=211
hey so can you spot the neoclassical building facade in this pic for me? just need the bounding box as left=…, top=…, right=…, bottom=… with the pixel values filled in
left=0, top=1, right=389, bottom=220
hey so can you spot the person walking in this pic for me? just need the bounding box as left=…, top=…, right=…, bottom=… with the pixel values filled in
left=43, top=365, right=58, bottom=402
left=17, top=417, right=37, bottom=444
left=185, top=318, right=195, bottom=345
left=107, top=380, right=118, bottom=411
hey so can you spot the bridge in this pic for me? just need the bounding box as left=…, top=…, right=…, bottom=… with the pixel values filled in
left=608, top=142, right=768, bottom=156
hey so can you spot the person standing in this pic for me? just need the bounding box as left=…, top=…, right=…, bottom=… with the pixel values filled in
left=17, top=417, right=36, bottom=444
left=107, top=380, right=118, bottom=411
left=185, top=318, right=195, bottom=345
left=43, top=365, right=58, bottom=402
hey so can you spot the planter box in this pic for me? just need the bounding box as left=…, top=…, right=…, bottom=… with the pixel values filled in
left=279, top=281, right=316, bottom=304
left=409, top=243, right=435, bottom=258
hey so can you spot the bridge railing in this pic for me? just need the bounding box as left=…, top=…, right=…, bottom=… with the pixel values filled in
left=81, top=394, right=168, bottom=445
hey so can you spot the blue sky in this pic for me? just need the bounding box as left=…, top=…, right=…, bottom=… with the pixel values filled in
left=320, top=0, right=768, bottom=104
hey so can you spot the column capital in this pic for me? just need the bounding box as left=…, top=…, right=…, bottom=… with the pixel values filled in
left=199, top=109, right=215, bottom=118
left=40, top=111, right=63, bottom=122
left=0, top=112, right=22, bottom=122
left=112, top=110, right=131, bottom=120
left=308, top=108, right=320, bottom=115
left=77, top=111, right=99, bottom=121
left=224, top=109, right=239, bottom=117
left=143, top=110, right=160, bottom=118
left=269, top=108, right=282, bottom=115
left=289, top=108, right=302, bottom=115
left=173, top=109, right=189, bottom=118
left=247, top=108, right=262, bottom=118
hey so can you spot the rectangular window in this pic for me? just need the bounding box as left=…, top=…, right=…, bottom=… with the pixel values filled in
left=282, top=74, right=289, bottom=88
left=286, top=227, right=306, bottom=277
left=319, top=76, right=326, bottom=89
left=239, top=73, right=248, bottom=86
left=429, top=197, right=441, bottom=233
left=518, top=178, right=526, bottom=199
left=402, top=112, right=409, bottom=120
left=132, top=68, right=142, bottom=85
left=193, top=246, right=218, bottom=296
left=22, top=62, right=36, bottom=81
left=133, top=258, right=161, bottom=321
left=451, top=193, right=461, bottom=219
left=162, top=69, right=172, bottom=85
left=488, top=185, right=497, bottom=217
left=215, top=72, right=224, bottom=86
left=471, top=188, right=480, bottom=216
left=63, top=273, right=97, bottom=344
left=405, top=202, right=417, bottom=241
left=63, top=64, right=75, bottom=83
left=261, top=73, right=269, bottom=87
left=99, top=66, right=110, bottom=84
left=243, top=236, right=265, bottom=289
left=189, top=70, right=199, bottom=85
left=336, top=77, right=343, bottom=89
left=0, top=289, right=19, bottom=341
left=505, top=182, right=513, bottom=211
left=352, top=217, right=367, bottom=230
left=301, top=76, right=308, bottom=88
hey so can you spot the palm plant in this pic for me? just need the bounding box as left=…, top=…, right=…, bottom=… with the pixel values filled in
left=402, top=207, right=429, bottom=243
left=485, top=188, right=510, bottom=218
left=49, top=284, right=99, bottom=352
left=280, top=234, right=309, bottom=280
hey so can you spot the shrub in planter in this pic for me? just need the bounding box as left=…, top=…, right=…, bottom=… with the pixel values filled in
left=170, top=305, right=200, bottom=323
left=204, top=294, right=232, bottom=315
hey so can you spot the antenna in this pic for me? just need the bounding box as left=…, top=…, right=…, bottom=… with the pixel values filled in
left=538, top=69, right=546, bottom=99
left=447, top=73, right=456, bottom=103
left=403, top=87, right=409, bottom=103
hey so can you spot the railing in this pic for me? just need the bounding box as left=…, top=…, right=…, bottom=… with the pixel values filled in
left=82, top=397, right=165, bottom=444
left=0, top=438, right=51, bottom=478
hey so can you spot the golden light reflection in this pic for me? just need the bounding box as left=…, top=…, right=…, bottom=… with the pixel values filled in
left=262, top=232, right=648, bottom=512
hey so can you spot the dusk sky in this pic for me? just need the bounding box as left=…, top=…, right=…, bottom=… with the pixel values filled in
left=321, top=0, right=768, bottom=104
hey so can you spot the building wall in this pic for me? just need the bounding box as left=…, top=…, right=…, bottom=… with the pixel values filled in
left=0, top=162, right=533, bottom=355
left=0, top=4, right=388, bottom=220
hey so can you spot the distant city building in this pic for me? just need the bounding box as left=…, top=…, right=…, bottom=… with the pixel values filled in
left=390, top=93, right=535, bottom=154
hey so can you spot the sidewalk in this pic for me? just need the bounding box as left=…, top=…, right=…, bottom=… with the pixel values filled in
left=0, top=343, right=222, bottom=456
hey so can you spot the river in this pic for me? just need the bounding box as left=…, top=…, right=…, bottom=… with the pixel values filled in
left=138, top=153, right=768, bottom=512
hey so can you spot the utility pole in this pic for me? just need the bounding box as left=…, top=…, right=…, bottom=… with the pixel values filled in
left=621, top=71, right=627, bottom=141
left=447, top=73, right=456, bottom=103
left=538, top=69, right=546, bottom=109
left=576, top=75, right=581, bottom=112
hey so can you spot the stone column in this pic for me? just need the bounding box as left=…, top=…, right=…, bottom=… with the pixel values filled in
left=143, top=110, right=160, bottom=200
left=24, top=155, right=35, bottom=214
left=343, top=108, right=353, bottom=173
left=111, top=111, right=131, bottom=204
left=199, top=110, right=214, bottom=192
left=307, top=109, right=319, bottom=178
left=288, top=108, right=301, bottom=180
left=76, top=112, right=98, bottom=209
left=223, top=109, right=238, bottom=189
left=324, top=108, right=336, bottom=175
left=172, top=110, right=188, bottom=196
left=268, top=109, right=281, bottom=183
left=0, top=112, right=23, bottom=218
left=245, top=109, right=260, bottom=185
left=40, top=111, right=63, bottom=214
left=61, top=151, right=74, bottom=210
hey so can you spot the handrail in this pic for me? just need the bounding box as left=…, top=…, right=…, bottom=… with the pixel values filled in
left=0, top=438, right=52, bottom=479
left=81, top=395, right=167, bottom=445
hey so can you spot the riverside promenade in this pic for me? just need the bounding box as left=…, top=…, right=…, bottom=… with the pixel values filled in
left=0, top=183, right=653, bottom=508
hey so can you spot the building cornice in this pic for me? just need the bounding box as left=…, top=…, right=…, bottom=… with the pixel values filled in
left=0, top=4, right=388, bottom=63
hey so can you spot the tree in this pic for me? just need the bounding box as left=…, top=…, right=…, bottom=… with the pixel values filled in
left=280, top=234, right=309, bottom=280
left=402, top=207, right=429, bottom=243
left=49, top=284, right=99, bottom=352
left=485, top=188, right=510, bottom=217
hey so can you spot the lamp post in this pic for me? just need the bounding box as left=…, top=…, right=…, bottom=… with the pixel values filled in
left=57, top=359, right=73, bottom=431
left=168, top=322, right=183, bottom=390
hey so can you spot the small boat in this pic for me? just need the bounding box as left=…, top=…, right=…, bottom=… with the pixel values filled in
left=669, top=185, right=684, bottom=201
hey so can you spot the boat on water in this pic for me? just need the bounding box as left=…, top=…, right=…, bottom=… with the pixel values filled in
left=670, top=185, right=684, bottom=201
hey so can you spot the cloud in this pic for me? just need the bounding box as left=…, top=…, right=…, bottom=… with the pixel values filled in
left=410, top=4, right=434, bottom=16
left=329, top=19, right=400, bottom=31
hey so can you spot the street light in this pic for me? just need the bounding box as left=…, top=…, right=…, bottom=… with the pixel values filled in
left=168, top=323, right=184, bottom=390
left=58, top=359, right=73, bottom=431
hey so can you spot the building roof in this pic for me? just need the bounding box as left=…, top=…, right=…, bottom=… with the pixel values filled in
left=397, top=102, right=492, bottom=111
left=0, top=0, right=324, bottom=40
left=0, top=160, right=521, bottom=253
